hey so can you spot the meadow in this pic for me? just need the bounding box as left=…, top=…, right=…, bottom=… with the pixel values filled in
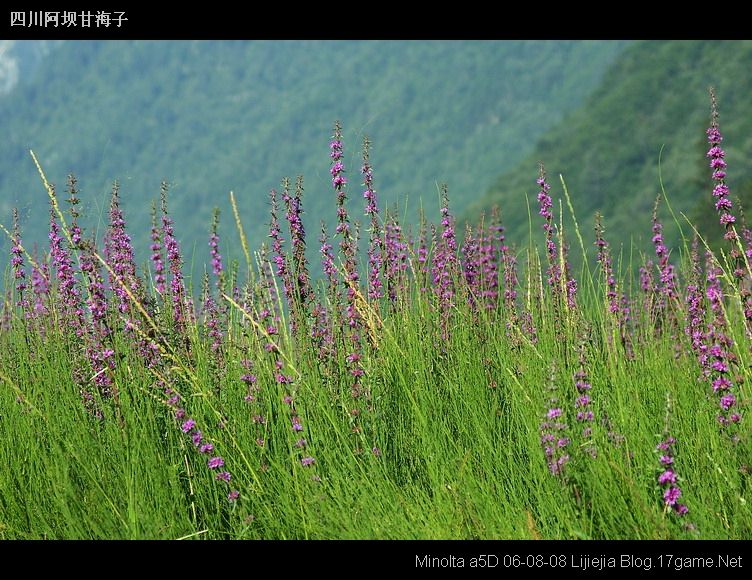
left=0, top=95, right=749, bottom=540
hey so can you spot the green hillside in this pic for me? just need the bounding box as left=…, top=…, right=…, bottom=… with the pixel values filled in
left=467, top=40, right=752, bottom=260
left=0, top=40, right=626, bottom=276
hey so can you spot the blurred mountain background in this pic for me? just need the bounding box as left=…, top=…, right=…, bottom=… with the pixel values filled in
left=2, top=40, right=750, bottom=285
left=0, top=40, right=626, bottom=281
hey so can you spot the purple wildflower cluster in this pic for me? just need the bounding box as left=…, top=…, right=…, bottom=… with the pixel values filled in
left=161, top=184, right=189, bottom=327
left=150, top=202, right=166, bottom=295
left=475, top=208, right=502, bottom=311
left=105, top=183, right=141, bottom=317
left=329, top=126, right=368, bottom=433
left=707, top=89, right=752, bottom=334
left=651, top=197, right=678, bottom=309
left=502, top=247, right=517, bottom=315
left=269, top=189, right=293, bottom=308
left=48, top=194, right=84, bottom=335
left=655, top=436, right=688, bottom=516
left=80, top=239, right=116, bottom=399
left=594, top=213, right=619, bottom=316
left=684, top=237, right=706, bottom=357
left=30, top=248, right=49, bottom=318
left=461, top=224, right=480, bottom=310
left=595, top=214, right=632, bottom=354
left=209, top=207, right=224, bottom=288
left=362, top=138, right=384, bottom=302
left=432, top=186, right=458, bottom=339
left=202, top=274, right=224, bottom=356
left=540, top=368, right=570, bottom=477
left=165, top=386, right=238, bottom=502
left=707, top=91, right=736, bottom=242
left=416, top=213, right=431, bottom=293
left=284, top=176, right=314, bottom=316
left=573, top=343, right=596, bottom=457
left=385, top=213, right=408, bottom=306
left=704, top=254, right=741, bottom=430
left=537, top=166, right=561, bottom=293
left=10, top=209, right=28, bottom=313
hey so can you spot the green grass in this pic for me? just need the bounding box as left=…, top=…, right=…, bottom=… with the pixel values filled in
left=0, top=240, right=749, bottom=540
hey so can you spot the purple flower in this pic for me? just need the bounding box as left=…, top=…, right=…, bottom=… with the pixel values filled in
left=656, top=434, right=689, bottom=517
left=283, top=176, right=315, bottom=323
left=160, top=185, right=189, bottom=327
left=208, top=208, right=224, bottom=284
left=651, top=196, right=678, bottom=312
left=181, top=419, right=196, bottom=433
left=362, top=138, right=384, bottom=301
left=215, top=471, right=231, bottom=482
left=663, top=486, right=681, bottom=507
left=208, top=456, right=225, bottom=469
left=537, top=166, right=561, bottom=292
left=719, top=393, right=736, bottom=411
left=711, top=377, right=732, bottom=392
left=228, top=490, right=240, bottom=501
left=658, top=470, right=677, bottom=485
left=704, top=249, right=742, bottom=432
left=301, top=456, right=315, bottom=467
left=707, top=89, right=740, bottom=243
left=547, top=408, right=562, bottom=419
left=540, top=368, right=570, bottom=477
left=656, top=437, right=675, bottom=451
left=200, top=443, right=214, bottom=454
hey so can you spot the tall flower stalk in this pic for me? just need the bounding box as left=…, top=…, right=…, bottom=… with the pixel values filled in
left=432, top=186, right=458, bottom=340
left=707, top=88, right=752, bottom=337
left=705, top=252, right=742, bottom=433
left=10, top=208, right=28, bottom=315
left=283, top=175, right=314, bottom=323
left=161, top=182, right=188, bottom=328
left=330, top=122, right=368, bottom=440
left=150, top=201, right=166, bottom=296
left=384, top=211, right=408, bottom=307
left=537, top=165, right=561, bottom=295
left=362, top=137, right=384, bottom=302
left=540, top=366, right=570, bottom=478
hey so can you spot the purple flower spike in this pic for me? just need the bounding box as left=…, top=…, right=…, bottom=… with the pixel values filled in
left=208, top=456, right=225, bottom=470
left=655, top=435, right=689, bottom=518
left=547, top=408, right=562, bottom=419
left=707, top=90, right=738, bottom=241
left=181, top=419, right=196, bottom=433
left=658, top=470, right=677, bottom=485
left=663, top=486, right=681, bottom=506
left=659, top=455, right=674, bottom=465
left=674, top=504, right=689, bottom=515
left=215, top=471, right=231, bottom=482
left=540, top=367, right=570, bottom=478
left=301, top=457, right=315, bottom=467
